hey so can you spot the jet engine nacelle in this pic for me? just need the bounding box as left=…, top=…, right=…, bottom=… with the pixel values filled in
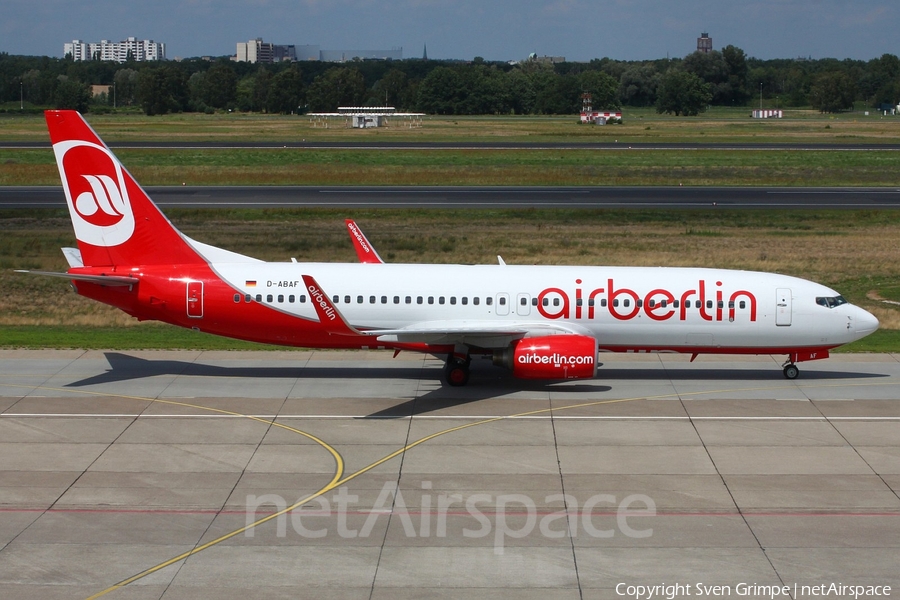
left=493, top=334, right=598, bottom=380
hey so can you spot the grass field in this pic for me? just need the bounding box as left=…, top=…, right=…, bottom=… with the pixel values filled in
left=4, top=109, right=900, bottom=187
left=3, top=107, right=900, bottom=144
left=3, top=147, right=900, bottom=187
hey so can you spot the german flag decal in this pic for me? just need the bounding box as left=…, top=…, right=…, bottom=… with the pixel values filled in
left=246, top=280, right=257, bottom=288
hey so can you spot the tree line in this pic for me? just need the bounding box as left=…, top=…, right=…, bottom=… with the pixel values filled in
left=1, top=48, right=898, bottom=116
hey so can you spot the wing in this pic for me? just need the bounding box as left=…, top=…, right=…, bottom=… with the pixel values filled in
left=370, top=320, right=586, bottom=347
left=303, top=274, right=589, bottom=350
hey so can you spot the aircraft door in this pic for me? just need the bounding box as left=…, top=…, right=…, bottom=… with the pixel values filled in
left=775, top=288, right=791, bottom=326
left=516, top=293, right=531, bottom=316
left=187, top=281, right=204, bottom=318
left=496, top=293, right=510, bottom=316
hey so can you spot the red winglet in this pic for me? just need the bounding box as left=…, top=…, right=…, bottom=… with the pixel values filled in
left=302, top=275, right=363, bottom=336
left=345, top=219, right=385, bottom=264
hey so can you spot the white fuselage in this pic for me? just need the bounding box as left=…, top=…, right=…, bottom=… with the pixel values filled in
left=211, top=262, right=878, bottom=353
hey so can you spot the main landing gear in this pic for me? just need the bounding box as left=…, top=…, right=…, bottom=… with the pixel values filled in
left=782, top=362, right=800, bottom=380
left=444, top=355, right=471, bottom=387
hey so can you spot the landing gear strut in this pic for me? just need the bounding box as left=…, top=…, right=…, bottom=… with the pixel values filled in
left=782, top=363, right=800, bottom=380
left=444, top=356, right=471, bottom=387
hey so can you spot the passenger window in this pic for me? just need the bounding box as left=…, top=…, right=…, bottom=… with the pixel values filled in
left=542, top=298, right=549, bottom=307
left=450, top=297, right=456, bottom=305
left=706, top=300, right=713, bottom=309
left=289, top=295, right=295, bottom=303
left=613, top=299, right=619, bottom=307
left=406, top=296, right=412, bottom=304
left=358, top=296, right=363, bottom=304
left=233, top=294, right=241, bottom=303
left=299, top=294, right=306, bottom=303
left=486, top=297, right=493, bottom=306
left=256, top=294, right=262, bottom=302
left=278, top=294, right=284, bottom=303
left=428, top=296, right=434, bottom=304
left=266, top=294, right=273, bottom=302
left=553, top=298, right=560, bottom=307
left=345, top=296, right=351, bottom=304
left=728, top=301, right=735, bottom=309
left=532, top=297, right=538, bottom=306
left=332, top=295, right=339, bottom=303
left=636, top=299, right=642, bottom=308
left=717, top=301, right=724, bottom=309
left=473, top=297, right=480, bottom=306
left=381, top=296, right=388, bottom=304
left=393, top=296, right=400, bottom=304
left=739, top=301, right=746, bottom=309
left=369, top=296, right=376, bottom=304
left=673, top=300, right=679, bottom=308
left=601, top=299, right=607, bottom=307
left=588, top=299, right=594, bottom=307
left=648, top=299, right=655, bottom=308
left=520, top=297, right=527, bottom=306
left=244, top=294, right=252, bottom=303
left=499, top=297, right=506, bottom=306
left=623, top=299, right=630, bottom=307
left=417, top=296, right=423, bottom=304
left=462, top=297, right=468, bottom=305
left=661, top=300, right=667, bottom=308
left=439, top=297, right=445, bottom=305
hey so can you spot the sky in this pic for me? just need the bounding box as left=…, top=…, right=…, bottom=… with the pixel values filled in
left=2, top=0, right=898, bottom=63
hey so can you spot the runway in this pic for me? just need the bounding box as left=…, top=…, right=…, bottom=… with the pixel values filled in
left=5, top=185, right=900, bottom=209
left=1, top=349, right=898, bottom=599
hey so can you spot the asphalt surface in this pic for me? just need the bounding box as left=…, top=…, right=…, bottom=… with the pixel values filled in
left=5, top=185, right=900, bottom=209
left=1, top=349, right=898, bottom=599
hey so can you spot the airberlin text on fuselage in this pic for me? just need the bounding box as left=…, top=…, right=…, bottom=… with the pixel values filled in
left=538, top=279, right=758, bottom=323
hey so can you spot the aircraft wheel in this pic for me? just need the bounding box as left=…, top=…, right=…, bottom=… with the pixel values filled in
left=444, top=359, right=470, bottom=387
left=783, top=364, right=800, bottom=380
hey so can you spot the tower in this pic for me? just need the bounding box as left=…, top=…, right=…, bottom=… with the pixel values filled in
left=697, top=32, right=712, bottom=53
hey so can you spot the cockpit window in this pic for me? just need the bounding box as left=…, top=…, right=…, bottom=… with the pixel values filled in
left=816, top=295, right=848, bottom=308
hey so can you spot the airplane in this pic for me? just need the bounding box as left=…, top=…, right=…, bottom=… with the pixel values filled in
left=17, top=110, right=880, bottom=386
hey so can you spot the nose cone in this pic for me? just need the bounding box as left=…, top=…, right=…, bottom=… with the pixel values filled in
left=853, top=306, right=879, bottom=338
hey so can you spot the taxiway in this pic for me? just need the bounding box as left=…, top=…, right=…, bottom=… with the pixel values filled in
left=1, top=349, right=899, bottom=599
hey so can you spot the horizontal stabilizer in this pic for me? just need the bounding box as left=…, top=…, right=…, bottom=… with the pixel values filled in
left=15, top=270, right=139, bottom=286
left=61, top=247, right=83, bottom=268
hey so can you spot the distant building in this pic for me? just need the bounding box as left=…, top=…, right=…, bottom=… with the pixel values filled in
left=64, top=37, right=165, bottom=62
left=319, top=48, right=402, bottom=62
left=296, top=45, right=320, bottom=61
left=697, top=32, right=712, bottom=53
left=235, top=39, right=401, bottom=62
left=528, top=53, right=565, bottom=64
left=235, top=38, right=298, bottom=63
left=236, top=38, right=274, bottom=63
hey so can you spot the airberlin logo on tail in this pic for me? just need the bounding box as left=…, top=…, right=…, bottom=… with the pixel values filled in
left=54, top=140, right=135, bottom=247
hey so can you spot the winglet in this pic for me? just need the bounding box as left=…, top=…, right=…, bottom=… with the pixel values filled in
left=345, top=219, right=385, bottom=264
left=302, top=274, right=365, bottom=336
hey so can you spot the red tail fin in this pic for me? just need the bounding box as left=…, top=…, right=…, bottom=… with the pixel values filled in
left=45, top=110, right=203, bottom=267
